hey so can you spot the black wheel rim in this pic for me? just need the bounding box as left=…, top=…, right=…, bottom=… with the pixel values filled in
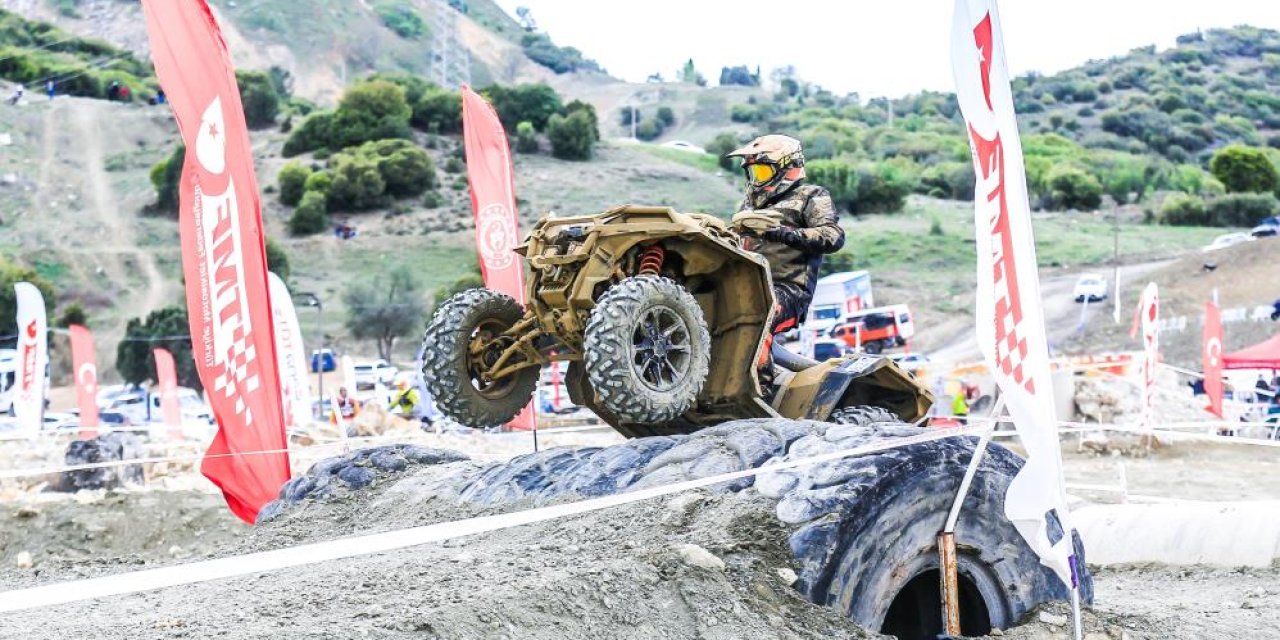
left=630, top=305, right=692, bottom=392
left=468, top=319, right=515, bottom=399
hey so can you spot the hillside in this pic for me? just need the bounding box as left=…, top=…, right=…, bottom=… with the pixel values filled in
left=1, top=5, right=1275, bottom=380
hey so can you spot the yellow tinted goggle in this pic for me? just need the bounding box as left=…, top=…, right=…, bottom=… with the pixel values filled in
left=745, top=162, right=777, bottom=184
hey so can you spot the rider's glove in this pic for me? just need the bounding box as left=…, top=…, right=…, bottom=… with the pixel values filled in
left=762, top=225, right=800, bottom=245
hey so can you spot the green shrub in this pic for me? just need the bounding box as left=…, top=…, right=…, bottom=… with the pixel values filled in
left=375, top=2, right=428, bottom=39
left=484, top=83, right=563, bottom=131
left=303, top=170, right=333, bottom=198
left=422, top=191, right=444, bottom=209
left=808, top=160, right=914, bottom=214
left=327, top=154, right=387, bottom=211
left=289, top=191, right=329, bottom=235
left=1206, top=192, right=1280, bottom=227
left=1209, top=145, right=1280, bottom=193
left=330, top=80, right=413, bottom=149
left=547, top=111, right=596, bottom=160
left=635, top=118, right=663, bottom=141
left=264, top=236, right=291, bottom=281
left=520, top=32, right=601, bottom=74
left=705, top=132, right=741, bottom=171
left=283, top=110, right=334, bottom=157
left=359, top=139, right=436, bottom=196
left=444, top=157, right=464, bottom=173
left=656, top=106, right=676, bottom=127
left=562, top=99, right=599, bottom=141
left=412, top=89, right=462, bottom=134
left=1159, top=193, right=1208, bottom=226
left=1045, top=165, right=1103, bottom=210
left=149, top=144, right=185, bottom=217
left=235, top=69, right=280, bottom=129
left=919, top=162, right=975, bottom=201
left=277, top=162, right=312, bottom=206
left=515, top=121, right=539, bottom=153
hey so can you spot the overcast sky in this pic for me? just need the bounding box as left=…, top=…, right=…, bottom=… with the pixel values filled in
left=493, top=1, right=1280, bottom=99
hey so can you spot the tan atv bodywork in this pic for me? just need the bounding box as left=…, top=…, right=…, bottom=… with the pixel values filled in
left=478, top=204, right=931, bottom=436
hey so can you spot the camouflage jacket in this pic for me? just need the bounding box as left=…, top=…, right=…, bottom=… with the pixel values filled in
left=739, top=182, right=845, bottom=297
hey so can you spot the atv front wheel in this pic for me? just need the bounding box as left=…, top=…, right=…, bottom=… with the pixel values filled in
left=420, top=288, right=538, bottom=428
left=584, top=276, right=711, bottom=424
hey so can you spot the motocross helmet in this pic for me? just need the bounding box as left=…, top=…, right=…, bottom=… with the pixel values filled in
left=725, top=134, right=806, bottom=205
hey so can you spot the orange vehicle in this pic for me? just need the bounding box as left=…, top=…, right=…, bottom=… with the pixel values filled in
left=829, top=304, right=915, bottom=355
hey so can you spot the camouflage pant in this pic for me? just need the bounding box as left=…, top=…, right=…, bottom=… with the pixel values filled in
left=771, top=282, right=812, bottom=333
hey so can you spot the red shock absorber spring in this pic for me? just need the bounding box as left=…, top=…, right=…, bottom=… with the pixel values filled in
left=638, top=244, right=665, bottom=276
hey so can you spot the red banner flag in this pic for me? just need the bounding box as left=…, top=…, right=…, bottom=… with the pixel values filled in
left=460, top=85, right=534, bottom=431
left=141, top=0, right=289, bottom=523
left=153, top=348, right=183, bottom=437
left=68, top=324, right=99, bottom=439
left=1202, top=301, right=1224, bottom=418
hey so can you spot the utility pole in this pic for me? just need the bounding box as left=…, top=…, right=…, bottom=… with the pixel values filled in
left=1112, top=209, right=1120, bottom=324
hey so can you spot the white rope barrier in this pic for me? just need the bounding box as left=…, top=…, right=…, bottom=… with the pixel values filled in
left=0, top=424, right=990, bottom=614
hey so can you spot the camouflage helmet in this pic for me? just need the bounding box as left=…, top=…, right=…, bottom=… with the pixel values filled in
left=725, top=134, right=806, bottom=201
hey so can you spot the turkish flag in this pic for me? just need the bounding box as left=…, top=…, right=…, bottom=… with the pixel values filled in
left=460, top=85, right=534, bottom=431
left=141, top=0, right=289, bottom=523
left=1202, top=301, right=1224, bottom=418
left=68, top=324, right=99, bottom=439
left=153, top=348, right=183, bottom=438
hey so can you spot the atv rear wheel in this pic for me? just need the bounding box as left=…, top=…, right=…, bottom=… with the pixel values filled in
left=420, top=288, right=538, bottom=428
left=584, top=276, right=711, bottom=425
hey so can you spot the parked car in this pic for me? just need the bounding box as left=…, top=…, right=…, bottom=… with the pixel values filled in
left=1202, top=232, right=1255, bottom=252
left=353, top=360, right=398, bottom=390
left=1251, top=216, right=1280, bottom=237
left=659, top=140, right=707, bottom=154
left=1072, top=274, right=1108, bottom=302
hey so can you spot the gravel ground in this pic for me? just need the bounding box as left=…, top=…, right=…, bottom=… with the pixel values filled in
left=1, top=436, right=1278, bottom=639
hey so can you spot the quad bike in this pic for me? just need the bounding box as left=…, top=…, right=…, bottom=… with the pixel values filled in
left=418, top=205, right=1090, bottom=638
left=421, top=205, right=931, bottom=437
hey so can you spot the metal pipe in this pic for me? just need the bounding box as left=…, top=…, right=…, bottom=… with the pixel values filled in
left=938, top=532, right=961, bottom=636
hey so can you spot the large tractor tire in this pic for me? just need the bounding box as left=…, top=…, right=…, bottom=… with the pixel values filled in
left=420, top=288, right=539, bottom=428
left=584, top=276, right=711, bottom=425
left=444, top=409, right=1091, bottom=637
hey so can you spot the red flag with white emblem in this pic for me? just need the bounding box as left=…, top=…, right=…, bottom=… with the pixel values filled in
left=141, top=0, right=289, bottom=522
left=952, top=0, right=1076, bottom=590
left=68, top=324, right=99, bottom=438
left=460, top=85, right=534, bottom=431
left=1202, top=301, right=1224, bottom=418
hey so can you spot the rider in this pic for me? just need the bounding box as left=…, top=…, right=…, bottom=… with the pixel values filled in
left=389, top=378, right=435, bottom=427
left=726, top=135, right=845, bottom=335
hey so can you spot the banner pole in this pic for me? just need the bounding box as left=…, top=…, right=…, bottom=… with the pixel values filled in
left=1069, top=557, right=1085, bottom=640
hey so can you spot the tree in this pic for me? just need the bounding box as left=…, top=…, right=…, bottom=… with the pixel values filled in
left=235, top=69, right=280, bottom=129
left=678, top=58, right=706, bottom=86
left=277, top=161, right=312, bottom=206
left=433, top=268, right=484, bottom=308
left=342, top=266, right=428, bottom=360
left=547, top=111, right=596, bottom=160
left=116, top=306, right=201, bottom=391
left=1158, top=193, right=1208, bottom=226
left=706, top=132, right=741, bottom=171
left=282, top=110, right=335, bottom=157
left=329, top=80, right=413, bottom=149
left=289, top=191, right=329, bottom=235
left=374, top=2, right=429, bottom=39
left=149, top=144, right=185, bottom=216
left=56, top=303, right=88, bottom=329
left=719, top=65, right=759, bottom=87
left=655, top=106, right=675, bottom=127
left=1209, top=145, right=1280, bottom=193
left=0, top=257, right=54, bottom=335
left=265, top=237, right=291, bottom=281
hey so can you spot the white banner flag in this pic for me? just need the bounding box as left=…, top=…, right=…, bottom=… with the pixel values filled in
left=267, top=273, right=312, bottom=429
left=341, top=355, right=357, bottom=398
left=1139, top=283, right=1159, bottom=431
left=952, top=0, right=1076, bottom=588
left=13, top=282, right=47, bottom=438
